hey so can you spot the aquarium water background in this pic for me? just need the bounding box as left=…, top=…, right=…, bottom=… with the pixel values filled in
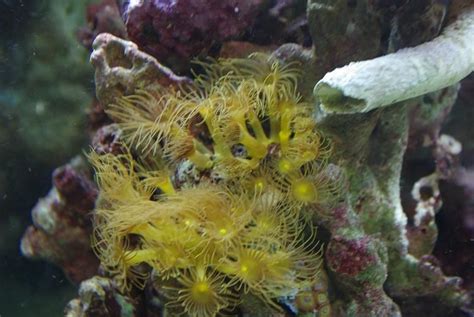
left=1, top=0, right=93, bottom=316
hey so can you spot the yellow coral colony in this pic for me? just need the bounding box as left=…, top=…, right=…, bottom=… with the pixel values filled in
left=90, top=55, right=336, bottom=316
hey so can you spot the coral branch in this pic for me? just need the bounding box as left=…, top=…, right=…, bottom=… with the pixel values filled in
left=314, top=7, right=474, bottom=113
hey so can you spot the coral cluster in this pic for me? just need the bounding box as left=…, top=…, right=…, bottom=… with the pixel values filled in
left=18, top=1, right=474, bottom=316
left=89, top=55, right=338, bottom=316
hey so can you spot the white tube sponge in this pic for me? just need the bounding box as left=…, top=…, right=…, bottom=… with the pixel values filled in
left=314, top=7, right=474, bottom=114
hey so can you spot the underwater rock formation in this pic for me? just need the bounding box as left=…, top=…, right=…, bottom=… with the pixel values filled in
left=20, top=0, right=474, bottom=316
left=122, top=0, right=265, bottom=71
left=90, top=33, right=192, bottom=107
left=21, top=157, right=99, bottom=284
left=119, top=0, right=311, bottom=73
left=65, top=276, right=140, bottom=317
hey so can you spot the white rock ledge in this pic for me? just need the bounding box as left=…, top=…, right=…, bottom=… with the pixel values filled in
left=314, top=7, right=474, bottom=114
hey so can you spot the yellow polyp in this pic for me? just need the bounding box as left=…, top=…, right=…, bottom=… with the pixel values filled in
left=247, top=111, right=268, bottom=143
left=191, top=281, right=212, bottom=304
left=266, top=252, right=292, bottom=280
left=161, top=251, right=179, bottom=269
left=302, top=151, right=316, bottom=162
left=213, top=143, right=229, bottom=158
left=211, top=130, right=227, bottom=151
left=278, top=158, right=294, bottom=174
left=157, top=177, right=175, bottom=195
left=249, top=216, right=278, bottom=240
left=230, top=110, right=267, bottom=160
left=167, top=265, right=239, bottom=317
left=198, top=106, right=211, bottom=120
left=292, top=178, right=318, bottom=203
left=264, top=73, right=276, bottom=86
left=254, top=177, right=266, bottom=192
left=222, top=156, right=260, bottom=176
left=239, top=260, right=262, bottom=282
left=278, top=130, right=291, bottom=150
left=124, top=249, right=159, bottom=266
left=130, top=223, right=161, bottom=241
left=222, top=249, right=269, bottom=287
left=219, top=228, right=228, bottom=235
left=208, top=218, right=236, bottom=242
left=279, top=108, right=293, bottom=151
left=196, top=282, right=210, bottom=293
left=180, top=213, right=204, bottom=233
left=259, top=220, right=269, bottom=231
left=239, top=128, right=267, bottom=159
left=188, top=150, right=213, bottom=170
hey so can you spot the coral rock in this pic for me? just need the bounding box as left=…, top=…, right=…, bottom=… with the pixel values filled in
left=92, top=124, right=125, bottom=155
left=90, top=33, right=192, bottom=106
left=65, top=276, right=141, bottom=317
left=20, top=157, right=99, bottom=284
left=122, top=0, right=265, bottom=69
left=87, top=98, right=114, bottom=134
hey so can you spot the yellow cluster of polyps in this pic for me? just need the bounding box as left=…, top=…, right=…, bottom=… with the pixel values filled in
left=91, top=55, right=339, bottom=316
left=90, top=152, right=322, bottom=317
left=110, top=56, right=329, bottom=172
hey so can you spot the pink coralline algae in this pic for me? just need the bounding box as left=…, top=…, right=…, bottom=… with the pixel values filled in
left=326, top=236, right=378, bottom=277
left=122, top=0, right=264, bottom=68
